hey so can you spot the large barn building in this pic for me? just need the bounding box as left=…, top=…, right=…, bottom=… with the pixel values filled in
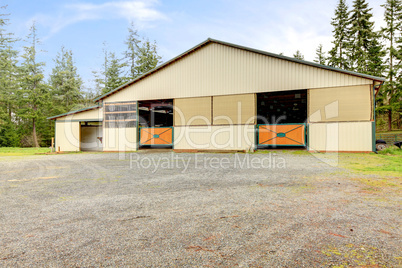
left=48, top=39, right=385, bottom=153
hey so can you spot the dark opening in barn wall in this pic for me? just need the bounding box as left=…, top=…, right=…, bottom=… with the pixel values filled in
left=257, top=89, right=307, bottom=124
left=138, top=99, right=173, bottom=148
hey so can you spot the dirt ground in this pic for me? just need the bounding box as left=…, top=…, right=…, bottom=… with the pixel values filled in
left=0, top=151, right=400, bottom=267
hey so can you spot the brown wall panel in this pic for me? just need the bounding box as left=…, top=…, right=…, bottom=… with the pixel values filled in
left=174, top=97, right=212, bottom=126
left=213, top=94, right=256, bottom=125
left=308, top=85, right=371, bottom=122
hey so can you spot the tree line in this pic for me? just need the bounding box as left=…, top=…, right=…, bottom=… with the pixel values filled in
left=0, top=6, right=162, bottom=147
left=294, top=0, right=402, bottom=131
left=1, top=0, right=401, bottom=148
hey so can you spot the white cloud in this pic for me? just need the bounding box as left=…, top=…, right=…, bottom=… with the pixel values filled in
left=159, top=0, right=386, bottom=64
left=29, top=0, right=167, bottom=38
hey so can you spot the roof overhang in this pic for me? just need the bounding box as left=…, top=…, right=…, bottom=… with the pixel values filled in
left=47, top=105, right=101, bottom=120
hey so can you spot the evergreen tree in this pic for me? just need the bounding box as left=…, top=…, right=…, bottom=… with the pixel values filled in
left=17, top=23, right=50, bottom=147
left=49, top=46, right=83, bottom=114
left=134, top=39, right=162, bottom=75
left=293, top=50, right=304, bottom=60
left=92, top=43, right=108, bottom=96
left=122, top=23, right=162, bottom=81
left=0, top=6, right=19, bottom=146
left=102, top=52, right=126, bottom=94
left=347, top=0, right=384, bottom=75
left=124, top=22, right=141, bottom=79
left=328, top=0, right=350, bottom=69
left=378, top=0, right=402, bottom=130
left=314, top=44, right=326, bottom=65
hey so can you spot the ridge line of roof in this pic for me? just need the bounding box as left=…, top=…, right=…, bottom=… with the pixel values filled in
left=208, top=38, right=385, bottom=82
left=47, top=105, right=101, bottom=120
left=93, top=38, right=385, bottom=102
left=93, top=39, right=212, bottom=102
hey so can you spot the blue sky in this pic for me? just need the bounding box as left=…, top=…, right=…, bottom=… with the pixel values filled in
left=4, top=0, right=386, bottom=91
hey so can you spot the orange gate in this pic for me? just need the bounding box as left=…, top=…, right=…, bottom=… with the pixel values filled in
left=140, top=127, right=173, bottom=146
left=258, top=124, right=306, bottom=146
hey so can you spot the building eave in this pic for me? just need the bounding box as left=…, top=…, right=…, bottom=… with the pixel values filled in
left=47, top=105, right=101, bottom=120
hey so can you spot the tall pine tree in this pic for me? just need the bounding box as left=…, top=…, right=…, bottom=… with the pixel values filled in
left=102, top=52, right=126, bottom=94
left=347, top=0, right=384, bottom=75
left=134, top=39, right=162, bottom=75
left=328, top=0, right=350, bottom=69
left=314, top=44, right=326, bottom=65
left=378, top=0, right=402, bottom=130
left=293, top=50, right=304, bottom=60
left=0, top=5, right=19, bottom=146
left=49, top=46, right=83, bottom=114
left=17, top=23, right=50, bottom=147
left=124, top=22, right=141, bottom=79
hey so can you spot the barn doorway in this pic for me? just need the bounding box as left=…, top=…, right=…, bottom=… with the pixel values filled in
left=256, top=89, right=307, bottom=148
left=138, top=99, right=173, bottom=148
left=80, top=121, right=103, bottom=151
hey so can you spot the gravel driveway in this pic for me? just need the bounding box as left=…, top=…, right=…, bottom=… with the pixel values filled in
left=0, top=151, right=400, bottom=267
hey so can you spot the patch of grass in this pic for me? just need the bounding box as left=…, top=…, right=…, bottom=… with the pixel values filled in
left=377, top=147, right=402, bottom=156
left=0, top=147, right=51, bottom=156
left=339, top=153, right=402, bottom=177
left=356, top=178, right=399, bottom=190
left=376, top=130, right=402, bottom=134
left=321, top=244, right=387, bottom=267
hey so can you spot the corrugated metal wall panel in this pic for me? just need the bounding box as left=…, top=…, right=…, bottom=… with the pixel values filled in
left=213, top=94, right=256, bottom=125
left=308, top=85, right=371, bottom=122
left=174, top=125, right=255, bottom=150
left=309, top=122, right=372, bottom=152
left=103, top=127, right=137, bottom=151
left=55, top=121, right=80, bottom=151
left=174, top=97, right=212, bottom=126
left=102, top=43, right=373, bottom=103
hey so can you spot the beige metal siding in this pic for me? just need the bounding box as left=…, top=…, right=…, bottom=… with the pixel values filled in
left=55, top=121, right=80, bottom=151
left=103, top=127, right=137, bottom=151
left=213, top=94, right=256, bottom=125
left=174, top=97, right=212, bottom=126
left=308, top=85, right=371, bottom=122
left=174, top=125, right=255, bottom=150
left=309, top=122, right=372, bottom=152
left=102, top=43, right=373, bottom=103
left=57, top=107, right=103, bottom=121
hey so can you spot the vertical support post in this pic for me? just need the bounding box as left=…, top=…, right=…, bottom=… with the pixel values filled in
left=372, top=85, right=377, bottom=152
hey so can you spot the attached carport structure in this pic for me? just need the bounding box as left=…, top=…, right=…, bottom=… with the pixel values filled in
left=48, top=38, right=385, bottom=153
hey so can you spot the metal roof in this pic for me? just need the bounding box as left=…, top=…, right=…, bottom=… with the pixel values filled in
left=93, top=38, right=386, bottom=102
left=47, top=105, right=101, bottom=120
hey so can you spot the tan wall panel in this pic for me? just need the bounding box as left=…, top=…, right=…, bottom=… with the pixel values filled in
left=55, top=121, right=80, bottom=151
left=213, top=94, right=256, bottom=125
left=174, top=125, right=255, bottom=151
left=309, top=122, right=372, bottom=152
left=58, top=107, right=103, bottom=121
left=102, top=43, right=373, bottom=103
left=309, top=85, right=371, bottom=122
left=103, top=127, right=137, bottom=151
left=174, top=97, right=212, bottom=126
